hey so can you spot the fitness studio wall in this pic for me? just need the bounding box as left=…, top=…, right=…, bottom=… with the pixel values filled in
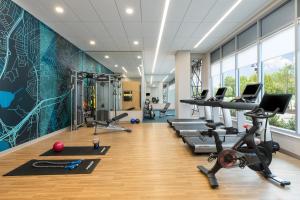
left=0, top=0, right=112, bottom=152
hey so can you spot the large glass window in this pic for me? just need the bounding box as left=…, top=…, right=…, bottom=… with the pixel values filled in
left=222, top=55, right=235, bottom=101
left=211, top=62, right=221, bottom=95
left=237, top=45, right=258, bottom=94
left=261, top=27, right=296, bottom=131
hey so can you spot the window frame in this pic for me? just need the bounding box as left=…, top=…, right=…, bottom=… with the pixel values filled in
left=209, top=25, right=298, bottom=134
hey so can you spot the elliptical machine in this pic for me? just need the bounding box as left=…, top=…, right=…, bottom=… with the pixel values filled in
left=143, top=99, right=155, bottom=119
left=198, top=94, right=292, bottom=188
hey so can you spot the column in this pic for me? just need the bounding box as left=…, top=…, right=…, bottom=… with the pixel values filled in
left=175, top=51, right=191, bottom=118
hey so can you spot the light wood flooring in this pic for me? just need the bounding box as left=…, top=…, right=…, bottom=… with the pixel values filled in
left=0, top=123, right=300, bottom=200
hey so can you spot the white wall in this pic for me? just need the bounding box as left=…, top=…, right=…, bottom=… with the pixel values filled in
left=168, top=83, right=175, bottom=103
left=145, top=84, right=163, bottom=104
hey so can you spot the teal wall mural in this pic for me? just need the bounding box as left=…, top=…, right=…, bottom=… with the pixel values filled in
left=0, top=0, right=112, bottom=151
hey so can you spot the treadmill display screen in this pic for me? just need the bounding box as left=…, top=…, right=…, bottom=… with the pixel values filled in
left=215, top=87, right=227, bottom=98
left=259, top=94, right=292, bottom=114
left=242, top=83, right=262, bottom=98
left=200, top=90, right=208, bottom=98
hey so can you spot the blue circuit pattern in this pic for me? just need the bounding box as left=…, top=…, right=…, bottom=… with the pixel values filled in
left=0, top=0, right=111, bottom=151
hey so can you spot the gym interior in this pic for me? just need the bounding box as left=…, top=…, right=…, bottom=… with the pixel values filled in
left=1, top=0, right=300, bottom=199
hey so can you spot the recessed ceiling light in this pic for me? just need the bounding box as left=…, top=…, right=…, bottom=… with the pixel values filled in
left=152, top=0, right=170, bottom=73
left=137, top=55, right=142, bottom=59
left=114, top=64, right=118, bottom=68
left=133, top=41, right=139, bottom=45
left=150, top=76, right=153, bottom=84
left=126, top=7, right=134, bottom=15
left=55, top=6, right=64, bottom=14
left=193, top=0, right=243, bottom=48
left=89, top=40, right=96, bottom=45
left=170, top=68, right=175, bottom=73
left=122, top=66, right=127, bottom=73
left=104, top=55, right=109, bottom=59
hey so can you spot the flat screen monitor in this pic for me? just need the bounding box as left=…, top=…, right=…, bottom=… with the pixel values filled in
left=215, top=87, right=227, bottom=99
left=123, top=91, right=133, bottom=101
left=259, top=94, right=292, bottom=114
left=146, top=93, right=150, bottom=96
left=200, top=90, right=208, bottom=99
left=242, top=83, right=262, bottom=99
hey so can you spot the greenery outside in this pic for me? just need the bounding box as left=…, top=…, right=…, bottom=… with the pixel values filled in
left=221, top=54, right=296, bottom=131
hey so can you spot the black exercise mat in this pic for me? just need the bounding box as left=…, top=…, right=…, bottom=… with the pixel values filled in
left=40, top=146, right=110, bottom=156
left=4, top=159, right=100, bottom=176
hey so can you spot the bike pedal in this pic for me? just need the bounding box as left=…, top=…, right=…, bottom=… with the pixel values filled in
left=208, top=153, right=218, bottom=162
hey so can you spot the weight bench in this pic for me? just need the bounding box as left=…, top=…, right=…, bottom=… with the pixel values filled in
left=94, top=113, right=132, bottom=134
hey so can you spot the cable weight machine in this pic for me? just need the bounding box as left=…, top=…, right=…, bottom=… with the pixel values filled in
left=71, top=71, right=123, bottom=130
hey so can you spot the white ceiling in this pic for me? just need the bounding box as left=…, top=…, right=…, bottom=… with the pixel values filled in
left=13, top=0, right=272, bottom=82
left=87, top=51, right=143, bottom=77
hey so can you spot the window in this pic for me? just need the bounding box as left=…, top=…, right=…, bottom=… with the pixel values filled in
left=163, top=84, right=168, bottom=103
left=237, top=45, right=258, bottom=95
left=222, top=55, right=235, bottom=101
left=261, top=27, right=296, bottom=131
left=211, top=62, right=221, bottom=95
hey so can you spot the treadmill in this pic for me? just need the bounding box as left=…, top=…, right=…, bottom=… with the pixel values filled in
left=173, top=87, right=227, bottom=137
left=182, top=83, right=262, bottom=153
left=167, top=89, right=209, bottom=127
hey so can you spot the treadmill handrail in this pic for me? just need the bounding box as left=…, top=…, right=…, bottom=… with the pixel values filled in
left=180, top=99, right=199, bottom=104
left=219, top=102, right=258, bottom=110
left=203, top=101, right=222, bottom=107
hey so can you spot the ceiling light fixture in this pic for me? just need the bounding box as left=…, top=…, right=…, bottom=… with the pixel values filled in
left=193, top=0, right=243, bottom=48
left=137, top=67, right=142, bottom=76
left=55, top=6, right=64, bottom=14
left=126, top=7, right=134, bottom=15
left=122, top=66, right=127, bottom=73
left=150, top=76, right=153, bottom=84
left=89, top=40, right=96, bottom=45
left=170, top=68, right=175, bottom=73
left=133, top=41, right=139, bottom=45
left=104, top=55, right=109, bottom=59
left=151, top=0, right=170, bottom=73
left=137, top=55, right=142, bottom=59
left=162, top=75, right=168, bottom=82
left=114, top=64, right=118, bottom=68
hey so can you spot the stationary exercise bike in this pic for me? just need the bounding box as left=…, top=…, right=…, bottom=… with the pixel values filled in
left=198, top=94, right=292, bottom=188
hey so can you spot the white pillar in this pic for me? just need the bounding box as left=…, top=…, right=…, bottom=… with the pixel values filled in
left=202, top=53, right=211, bottom=96
left=158, top=82, right=163, bottom=103
left=175, top=51, right=191, bottom=118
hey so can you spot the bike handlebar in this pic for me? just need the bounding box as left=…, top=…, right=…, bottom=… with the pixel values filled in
left=244, top=107, right=280, bottom=119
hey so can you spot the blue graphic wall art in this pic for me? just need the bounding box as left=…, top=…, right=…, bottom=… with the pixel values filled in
left=0, top=0, right=111, bottom=151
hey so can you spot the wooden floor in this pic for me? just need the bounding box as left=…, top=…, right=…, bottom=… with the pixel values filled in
left=1, top=123, right=300, bottom=199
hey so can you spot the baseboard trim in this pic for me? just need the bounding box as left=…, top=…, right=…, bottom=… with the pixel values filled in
left=0, top=127, right=69, bottom=157
left=280, top=148, right=300, bottom=160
